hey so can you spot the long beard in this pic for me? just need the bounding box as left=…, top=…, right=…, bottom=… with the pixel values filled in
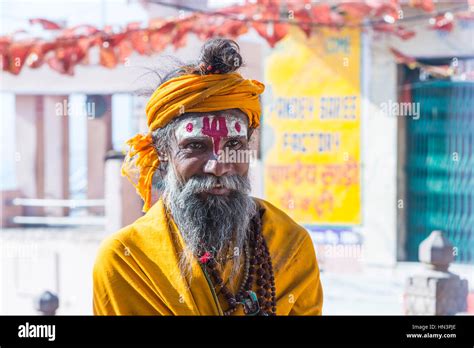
left=162, top=164, right=257, bottom=283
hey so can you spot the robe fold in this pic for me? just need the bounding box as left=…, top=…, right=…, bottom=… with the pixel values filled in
left=93, top=197, right=323, bottom=315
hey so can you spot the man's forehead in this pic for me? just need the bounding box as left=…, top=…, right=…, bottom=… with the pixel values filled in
left=174, top=109, right=249, bottom=139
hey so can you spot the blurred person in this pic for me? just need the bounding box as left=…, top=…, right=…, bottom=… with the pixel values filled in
left=93, top=38, right=323, bottom=315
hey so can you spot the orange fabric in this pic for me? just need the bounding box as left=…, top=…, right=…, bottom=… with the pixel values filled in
left=93, top=198, right=323, bottom=315
left=120, top=133, right=159, bottom=212
left=121, top=72, right=265, bottom=212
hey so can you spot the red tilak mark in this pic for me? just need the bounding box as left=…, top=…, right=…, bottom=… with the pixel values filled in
left=235, top=122, right=241, bottom=133
left=185, top=122, right=193, bottom=132
left=201, top=116, right=229, bottom=155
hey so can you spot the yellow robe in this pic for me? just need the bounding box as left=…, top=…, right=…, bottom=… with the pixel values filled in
left=93, top=197, right=323, bottom=315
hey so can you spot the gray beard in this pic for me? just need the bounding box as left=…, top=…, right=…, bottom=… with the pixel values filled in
left=162, top=164, right=257, bottom=282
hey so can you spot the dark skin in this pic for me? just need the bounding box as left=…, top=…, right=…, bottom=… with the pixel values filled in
left=161, top=109, right=251, bottom=195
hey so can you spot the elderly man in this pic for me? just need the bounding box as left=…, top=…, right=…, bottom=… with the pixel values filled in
left=93, top=38, right=323, bottom=316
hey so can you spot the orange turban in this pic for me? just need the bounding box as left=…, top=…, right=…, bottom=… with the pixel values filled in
left=121, top=72, right=265, bottom=212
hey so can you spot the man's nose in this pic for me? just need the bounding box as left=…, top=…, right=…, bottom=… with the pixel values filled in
left=203, top=156, right=233, bottom=177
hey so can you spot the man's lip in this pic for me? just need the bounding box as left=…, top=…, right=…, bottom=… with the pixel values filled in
left=205, top=187, right=231, bottom=195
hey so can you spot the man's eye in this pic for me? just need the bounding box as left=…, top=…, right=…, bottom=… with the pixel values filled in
left=226, top=139, right=242, bottom=148
left=186, top=142, right=205, bottom=150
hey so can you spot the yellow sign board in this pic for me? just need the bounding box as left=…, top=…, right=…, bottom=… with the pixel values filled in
left=263, top=27, right=361, bottom=225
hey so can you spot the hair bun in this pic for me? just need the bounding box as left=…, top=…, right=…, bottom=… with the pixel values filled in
left=198, top=38, right=243, bottom=74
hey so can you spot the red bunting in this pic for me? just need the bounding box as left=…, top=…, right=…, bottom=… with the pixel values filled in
left=429, top=13, right=454, bottom=32
left=0, top=0, right=461, bottom=75
left=409, top=0, right=435, bottom=13
left=47, top=43, right=88, bottom=75
left=215, top=19, right=249, bottom=39
left=7, top=42, right=34, bottom=75
left=252, top=21, right=289, bottom=48
left=0, top=37, right=11, bottom=71
left=100, top=45, right=118, bottom=69
left=29, top=18, right=63, bottom=30
left=26, top=41, right=57, bottom=68
left=373, top=23, right=416, bottom=40
left=172, top=18, right=196, bottom=50
left=390, top=47, right=456, bottom=78
left=338, top=2, right=373, bottom=24
left=310, top=4, right=337, bottom=26
left=117, top=39, right=134, bottom=63
left=390, top=47, right=417, bottom=66
left=61, top=25, right=99, bottom=38
left=149, top=20, right=176, bottom=52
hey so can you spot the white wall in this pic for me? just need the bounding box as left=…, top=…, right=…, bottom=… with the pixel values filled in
left=361, top=11, right=474, bottom=266
left=360, top=31, right=399, bottom=266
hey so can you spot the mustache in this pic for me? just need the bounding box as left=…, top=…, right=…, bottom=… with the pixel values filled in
left=180, top=174, right=251, bottom=195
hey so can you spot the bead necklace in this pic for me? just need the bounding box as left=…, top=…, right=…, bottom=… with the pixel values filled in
left=198, top=206, right=276, bottom=316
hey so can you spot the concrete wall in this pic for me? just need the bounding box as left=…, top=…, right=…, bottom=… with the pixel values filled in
left=360, top=31, right=399, bottom=267
left=361, top=11, right=474, bottom=266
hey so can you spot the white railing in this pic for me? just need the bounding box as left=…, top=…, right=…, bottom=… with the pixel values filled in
left=11, top=198, right=105, bottom=208
left=10, top=198, right=106, bottom=226
left=11, top=216, right=105, bottom=226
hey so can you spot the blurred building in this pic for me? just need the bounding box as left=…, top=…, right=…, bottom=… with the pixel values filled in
left=0, top=0, right=473, bottom=314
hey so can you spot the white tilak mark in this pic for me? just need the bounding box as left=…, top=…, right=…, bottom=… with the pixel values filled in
left=175, top=114, right=248, bottom=141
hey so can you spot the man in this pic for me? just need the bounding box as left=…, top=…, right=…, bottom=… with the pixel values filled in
left=93, top=38, right=323, bottom=315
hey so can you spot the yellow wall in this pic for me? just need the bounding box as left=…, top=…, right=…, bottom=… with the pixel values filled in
left=263, top=26, right=361, bottom=225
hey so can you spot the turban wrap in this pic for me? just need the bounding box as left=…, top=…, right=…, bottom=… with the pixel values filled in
left=121, top=72, right=265, bottom=212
